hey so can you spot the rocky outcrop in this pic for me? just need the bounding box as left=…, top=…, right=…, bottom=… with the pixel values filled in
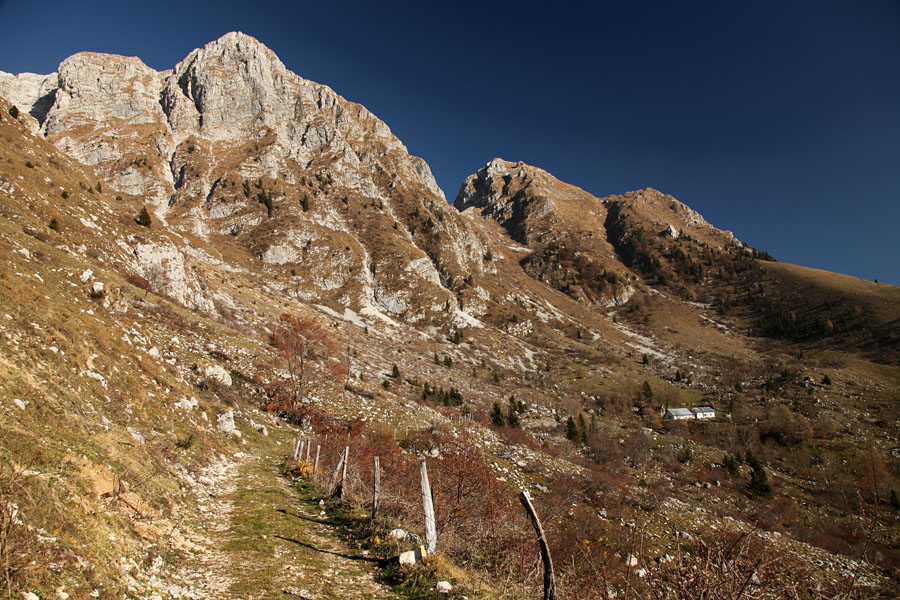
left=0, top=71, right=57, bottom=124
left=133, top=240, right=216, bottom=313
left=455, top=158, right=629, bottom=305
left=1, top=32, right=448, bottom=210
left=0, top=32, right=490, bottom=324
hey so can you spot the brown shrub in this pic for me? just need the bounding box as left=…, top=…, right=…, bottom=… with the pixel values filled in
left=1, top=466, right=40, bottom=594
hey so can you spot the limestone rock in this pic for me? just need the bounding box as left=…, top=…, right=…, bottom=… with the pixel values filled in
left=0, top=70, right=56, bottom=127
left=203, top=364, right=232, bottom=387
left=217, top=411, right=236, bottom=435
left=127, top=427, right=145, bottom=444
left=133, top=241, right=215, bottom=314
left=174, top=396, right=198, bottom=411
left=398, top=545, right=426, bottom=566
left=389, top=528, right=418, bottom=541
left=435, top=581, right=452, bottom=594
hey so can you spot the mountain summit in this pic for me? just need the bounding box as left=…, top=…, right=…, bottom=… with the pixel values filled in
left=1, top=32, right=490, bottom=323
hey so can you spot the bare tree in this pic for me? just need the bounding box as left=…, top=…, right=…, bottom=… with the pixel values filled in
left=270, top=313, right=344, bottom=410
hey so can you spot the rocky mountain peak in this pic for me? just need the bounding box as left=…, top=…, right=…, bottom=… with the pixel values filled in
left=456, top=158, right=598, bottom=214
left=162, top=31, right=295, bottom=143
left=0, top=34, right=489, bottom=323
left=454, top=157, right=604, bottom=244
left=0, top=31, right=443, bottom=203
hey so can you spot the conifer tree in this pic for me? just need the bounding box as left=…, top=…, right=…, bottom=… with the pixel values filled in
left=490, top=402, right=505, bottom=427
left=136, top=206, right=152, bottom=227
left=746, top=451, right=772, bottom=497
left=507, top=398, right=520, bottom=428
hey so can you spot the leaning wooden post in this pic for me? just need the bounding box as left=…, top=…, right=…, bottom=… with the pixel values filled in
left=305, top=438, right=311, bottom=462
left=330, top=448, right=346, bottom=493
left=372, top=456, right=381, bottom=520
left=313, top=444, right=321, bottom=477
left=419, top=460, right=437, bottom=555
left=299, top=439, right=306, bottom=461
left=292, top=437, right=301, bottom=461
left=339, top=446, right=350, bottom=500
left=519, top=490, right=556, bottom=600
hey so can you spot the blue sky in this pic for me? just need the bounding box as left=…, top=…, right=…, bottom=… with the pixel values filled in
left=1, top=0, right=898, bottom=284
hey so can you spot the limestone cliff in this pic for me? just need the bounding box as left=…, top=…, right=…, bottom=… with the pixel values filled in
left=0, top=32, right=488, bottom=323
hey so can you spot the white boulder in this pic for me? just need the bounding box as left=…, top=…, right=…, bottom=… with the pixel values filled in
left=204, top=364, right=232, bottom=387
left=217, top=411, right=236, bottom=435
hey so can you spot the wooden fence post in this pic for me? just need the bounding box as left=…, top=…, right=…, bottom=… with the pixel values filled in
left=372, top=456, right=381, bottom=520
left=419, top=460, right=437, bottom=555
left=292, top=437, right=301, bottom=461
left=305, top=438, right=311, bottom=462
left=339, top=446, right=349, bottom=500
left=331, top=446, right=349, bottom=499
left=330, top=447, right=345, bottom=494
left=519, top=490, right=556, bottom=600
left=314, top=444, right=321, bottom=476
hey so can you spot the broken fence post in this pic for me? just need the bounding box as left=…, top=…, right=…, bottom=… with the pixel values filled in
left=419, top=460, right=437, bottom=555
left=519, top=490, right=556, bottom=600
left=372, top=456, right=381, bottom=520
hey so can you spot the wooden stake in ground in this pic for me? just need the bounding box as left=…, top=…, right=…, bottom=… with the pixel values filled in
left=305, top=438, right=311, bottom=462
left=339, top=446, right=349, bottom=500
left=330, top=448, right=345, bottom=494
left=292, top=437, right=301, bottom=461
left=519, top=490, right=556, bottom=600
left=372, top=456, right=381, bottom=520
left=419, top=460, right=437, bottom=555
left=331, top=446, right=349, bottom=499
left=314, top=444, right=321, bottom=476
left=299, top=439, right=306, bottom=461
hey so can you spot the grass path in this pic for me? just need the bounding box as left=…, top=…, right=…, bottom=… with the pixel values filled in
left=166, top=450, right=401, bottom=600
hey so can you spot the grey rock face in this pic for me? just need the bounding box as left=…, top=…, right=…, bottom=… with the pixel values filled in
left=133, top=240, right=216, bottom=313
left=0, top=32, right=443, bottom=206
left=48, top=53, right=164, bottom=133
left=0, top=71, right=57, bottom=124
left=0, top=31, right=487, bottom=323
